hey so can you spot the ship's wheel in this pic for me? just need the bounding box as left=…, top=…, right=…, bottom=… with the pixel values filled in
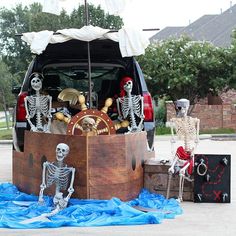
left=55, top=94, right=129, bottom=136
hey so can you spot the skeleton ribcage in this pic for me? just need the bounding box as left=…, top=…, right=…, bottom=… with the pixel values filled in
left=174, top=117, right=197, bottom=140
left=40, top=96, right=50, bottom=116
left=46, top=163, right=72, bottom=190
left=121, top=95, right=141, bottom=118
left=27, top=95, right=50, bottom=117
left=27, top=96, right=36, bottom=117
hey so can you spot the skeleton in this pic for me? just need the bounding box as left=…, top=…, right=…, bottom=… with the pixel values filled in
left=24, top=73, right=52, bottom=132
left=85, top=81, right=98, bottom=109
left=116, top=77, right=144, bottom=133
left=21, top=143, right=75, bottom=224
left=166, top=99, right=200, bottom=202
left=39, top=143, right=76, bottom=211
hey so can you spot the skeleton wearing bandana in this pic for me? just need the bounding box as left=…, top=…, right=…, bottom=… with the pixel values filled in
left=166, top=98, right=200, bottom=202
left=116, top=77, right=144, bottom=133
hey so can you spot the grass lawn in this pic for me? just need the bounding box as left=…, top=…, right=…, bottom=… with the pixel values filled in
left=0, top=121, right=12, bottom=129
left=0, top=125, right=235, bottom=140
left=0, top=129, right=12, bottom=140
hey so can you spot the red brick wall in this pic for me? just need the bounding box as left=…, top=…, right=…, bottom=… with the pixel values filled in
left=166, top=102, right=236, bottom=131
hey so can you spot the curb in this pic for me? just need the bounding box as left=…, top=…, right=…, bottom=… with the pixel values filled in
left=0, top=140, right=12, bottom=144
left=155, top=134, right=212, bottom=141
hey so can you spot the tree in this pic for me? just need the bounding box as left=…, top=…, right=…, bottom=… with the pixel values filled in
left=137, top=37, right=232, bottom=105
left=227, top=30, right=236, bottom=89
left=0, top=61, right=16, bottom=129
left=0, top=3, right=123, bottom=82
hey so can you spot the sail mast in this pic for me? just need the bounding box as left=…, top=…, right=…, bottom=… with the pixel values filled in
left=84, top=0, right=92, bottom=109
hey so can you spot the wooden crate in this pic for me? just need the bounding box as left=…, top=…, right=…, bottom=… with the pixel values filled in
left=144, top=162, right=194, bottom=201
left=13, top=131, right=153, bottom=201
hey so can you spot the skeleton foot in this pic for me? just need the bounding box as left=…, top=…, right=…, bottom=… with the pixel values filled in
left=53, top=192, right=68, bottom=210
left=177, top=197, right=183, bottom=203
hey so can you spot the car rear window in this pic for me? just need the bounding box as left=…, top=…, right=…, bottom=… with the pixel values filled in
left=42, top=63, right=125, bottom=94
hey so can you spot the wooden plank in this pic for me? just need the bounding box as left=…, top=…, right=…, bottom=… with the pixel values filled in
left=13, top=131, right=88, bottom=198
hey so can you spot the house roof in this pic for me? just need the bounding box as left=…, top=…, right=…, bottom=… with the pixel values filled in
left=150, top=4, right=236, bottom=47
left=149, top=26, right=184, bottom=41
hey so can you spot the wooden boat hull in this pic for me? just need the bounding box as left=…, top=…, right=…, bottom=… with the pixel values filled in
left=13, top=131, right=152, bottom=201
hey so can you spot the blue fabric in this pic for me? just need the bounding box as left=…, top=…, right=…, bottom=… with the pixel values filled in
left=0, top=183, right=182, bottom=229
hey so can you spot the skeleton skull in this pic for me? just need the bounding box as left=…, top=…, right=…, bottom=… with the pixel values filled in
left=56, top=143, right=70, bottom=162
left=123, top=80, right=133, bottom=93
left=31, top=74, right=42, bottom=91
left=81, top=117, right=95, bottom=132
left=175, top=98, right=190, bottom=117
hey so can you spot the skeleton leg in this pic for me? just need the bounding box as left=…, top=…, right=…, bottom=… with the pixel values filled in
left=166, top=172, right=172, bottom=199
left=166, top=155, right=178, bottom=199
left=178, top=163, right=190, bottom=202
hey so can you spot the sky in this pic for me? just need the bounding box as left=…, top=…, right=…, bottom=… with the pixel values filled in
left=0, top=0, right=235, bottom=36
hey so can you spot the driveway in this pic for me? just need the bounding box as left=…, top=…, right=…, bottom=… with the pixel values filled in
left=0, top=138, right=235, bottom=235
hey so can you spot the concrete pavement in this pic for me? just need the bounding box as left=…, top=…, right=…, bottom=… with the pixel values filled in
left=0, top=138, right=235, bottom=235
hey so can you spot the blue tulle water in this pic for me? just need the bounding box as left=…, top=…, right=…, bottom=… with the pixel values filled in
left=0, top=183, right=182, bottom=229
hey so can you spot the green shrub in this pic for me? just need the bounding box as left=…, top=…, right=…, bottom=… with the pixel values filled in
left=155, top=99, right=166, bottom=126
left=155, top=125, right=171, bottom=135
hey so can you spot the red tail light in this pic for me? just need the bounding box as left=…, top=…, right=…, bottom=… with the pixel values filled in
left=16, top=92, right=28, bottom=121
left=143, top=92, right=154, bottom=122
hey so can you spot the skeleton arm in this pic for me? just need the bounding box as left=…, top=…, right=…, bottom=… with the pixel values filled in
left=191, top=118, right=200, bottom=156
left=168, top=119, right=178, bottom=174
left=170, top=119, right=176, bottom=157
left=38, top=162, right=48, bottom=203
left=168, top=154, right=178, bottom=174
left=64, top=167, right=76, bottom=202
left=24, top=96, right=37, bottom=131
left=137, top=95, right=144, bottom=128
left=195, top=118, right=200, bottom=144
left=45, top=95, right=52, bottom=132
left=116, top=97, right=123, bottom=121
left=140, top=95, right=144, bottom=118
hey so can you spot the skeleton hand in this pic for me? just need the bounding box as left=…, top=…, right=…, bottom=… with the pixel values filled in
left=117, top=115, right=123, bottom=121
left=168, top=167, right=175, bottom=174
left=38, top=196, right=45, bottom=205
left=58, top=198, right=68, bottom=209
left=170, top=137, right=176, bottom=143
left=68, top=187, right=74, bottom=194
left=140, top=114, right=145, bottom=120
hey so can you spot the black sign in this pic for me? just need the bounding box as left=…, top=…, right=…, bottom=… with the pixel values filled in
left=194, top=154, right=231, bottom=203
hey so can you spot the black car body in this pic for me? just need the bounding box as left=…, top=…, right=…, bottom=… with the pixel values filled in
left=13, top=39, right=155, bottom=151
